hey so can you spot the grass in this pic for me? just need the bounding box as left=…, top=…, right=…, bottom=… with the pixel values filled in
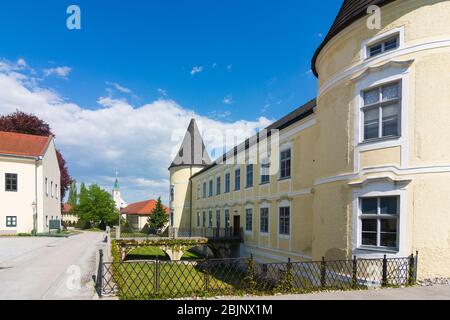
left=126, top=246, right=204, bottom=261
left=112, top=261, right=246, bottom=300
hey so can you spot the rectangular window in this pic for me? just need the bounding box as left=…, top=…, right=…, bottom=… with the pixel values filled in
left=202, top=181, right=206, bottom=198
left=216, top=176, right=221, bottom=195
left=170, top=186, right=174, bottom=202
left=360, top=196, right=399, bottom=249
left=51, top=181, right=54, bottom=197
left=246, top=164, right=254, bottom=188
left=363, top=82, right=401, bottom=141
left=208, top=179, right=213, bottom=197
left=225, top=172, right=231, bottom=193
left=260, top=208, right=269, bottom=233
left=170, top=211, right=174, bottom=227
left=216, top=210, right=221, bottom=228
left=279, top=207, right=290, bottom=236
left=245, top=208, right=253, bottom=232
left=234, top=169, right=241, bottom=191
left=5, top=173, right=18, bottom=192
left=55, top=184, right=59, bottom=199
left=197, top=185, right=201, bottom=200
left=224, top=209, right=230, bottom=229
left=197, top=211, right=201, bottom=227
left=202, top=211, right=206, bottom=227
left=6, top=216, right=17, bottom=227
left=280, top=149, right=291, bottom=179
left=367, top=35, right=399, bottom=58
left=260, top=159, right=270, bottom=184
left=208, top=210, right=213, bottom=228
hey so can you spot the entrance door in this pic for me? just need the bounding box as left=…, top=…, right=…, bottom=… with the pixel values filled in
left=233, top=215, right=240, bottom=237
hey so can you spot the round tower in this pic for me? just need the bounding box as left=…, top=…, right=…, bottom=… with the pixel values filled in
left=169, top=119, right=212, bottom=231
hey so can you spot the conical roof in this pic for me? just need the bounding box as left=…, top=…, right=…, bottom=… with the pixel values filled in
left=169, top=119, right=212, bottom=169
left=311, top=0, right=397, bottom=77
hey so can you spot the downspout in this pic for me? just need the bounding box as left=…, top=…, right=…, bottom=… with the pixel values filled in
left=189, top=165, right=193, bottom=237
left=34, top=157, right=39, bottom=234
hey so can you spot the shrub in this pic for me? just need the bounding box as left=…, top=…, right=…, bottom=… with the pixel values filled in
left=121, top=221, right=133, bottom=234
left=75, top=219, right=91, bottom=230
left=141, top=224, right=151, bottom=235
left=18, top=233, right=32, bottom=237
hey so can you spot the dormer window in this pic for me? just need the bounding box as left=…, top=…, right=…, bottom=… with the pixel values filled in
left=367, top=35, right=399, bottom=58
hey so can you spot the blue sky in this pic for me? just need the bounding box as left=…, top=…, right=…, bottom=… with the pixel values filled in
left=0, top=1, right=343, bottom=204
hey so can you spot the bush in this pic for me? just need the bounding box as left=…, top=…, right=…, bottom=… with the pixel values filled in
left=121, top=221, right=133, bottom=234
left=75, top=219, right=91, bottom=230
left=98, top=221, right=107, bottom=231
left=18, top=233, right=32, bottom=237
left=141, top=224, right=150, bottom=235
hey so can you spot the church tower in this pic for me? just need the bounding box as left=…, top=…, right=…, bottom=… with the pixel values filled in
left=169, top=119, right=212, bottom=230
left=112, top=174, right=127, bottom=211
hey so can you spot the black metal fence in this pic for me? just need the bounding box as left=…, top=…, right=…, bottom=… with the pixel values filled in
left=168, top=227, right=243, bottom=240
left=98, top=252, right=418, bottom=300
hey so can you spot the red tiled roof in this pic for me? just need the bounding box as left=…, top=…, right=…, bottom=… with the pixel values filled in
left=121, top=199, right=170, bottom=216
left=0, top=131, right=53, bottom=158
left=62, top=203, right=73, bottom=213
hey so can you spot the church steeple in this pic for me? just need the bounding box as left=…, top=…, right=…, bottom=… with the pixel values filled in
left=169, top=118, right=212, bottom=169
left=112, top=171, right=127, bottom=210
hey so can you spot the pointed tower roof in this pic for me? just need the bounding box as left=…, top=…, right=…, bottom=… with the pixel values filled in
left=113, top=178, right=120, bottom=191
left=169, top=119, right=212, bottom=169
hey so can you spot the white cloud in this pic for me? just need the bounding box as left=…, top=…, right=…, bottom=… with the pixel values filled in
left=157, top=88, right=168, bottom=97
left=223, top=94, right=233, bottom=105
left=17, top=58, right=27, bottom=67
left=0, top=59, right=271, bottom=204
left=107, top=82, right=132, bottom=94
left=44, top=66, right=72, bottom=78
left=190, top=66, right=203, bottom=76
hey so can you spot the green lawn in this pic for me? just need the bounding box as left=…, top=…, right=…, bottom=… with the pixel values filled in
left=111, top=260, right=247, bottom=300
left=126, top=246, right=204, bottom=261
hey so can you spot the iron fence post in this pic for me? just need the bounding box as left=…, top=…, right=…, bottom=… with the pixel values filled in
left=97, top=249, right=103, bottom=298
left=382, top=255, right=388, bottom=287
left=155, top=257, right=160, bottom=295
left=320, top=257, right=327, bottom=288
left=205, top=256, right=210, bottom=292
left=352, top=256, right=358, bottom=288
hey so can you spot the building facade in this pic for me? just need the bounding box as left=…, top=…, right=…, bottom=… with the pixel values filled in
left=169, top=0, right=450, bottom=279
left=122, top=199, right=170, bottom=231
left=0, top=131, right=62, bottom=234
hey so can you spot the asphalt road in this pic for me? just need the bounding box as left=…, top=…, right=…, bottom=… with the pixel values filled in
left=0, top=231, right=105, bottom=300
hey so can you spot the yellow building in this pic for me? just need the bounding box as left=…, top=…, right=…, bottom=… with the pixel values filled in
left=169, top=0, right=450, bottom=279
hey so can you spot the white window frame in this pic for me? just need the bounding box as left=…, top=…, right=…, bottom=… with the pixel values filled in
left=202, top=179, right=207, bottom=198
left=45, top=177, right=48, bottom=196
left=208, top=209, right=213, bottom=228
left=51, top=181, right=54, bottom=198
left=216, top=175, right=221, bottom=195
left=216, top=209, right=221, bottom=228
left=353, top=64, right=410, bottom=171
left=196, top=211, right=201, bottom=227
left=6, top=216, right=17, bottom=228
left=224, top=208, right=231, bottom=229
left=352, top=181, right=408, bottom=258
left=260, top=157, right=271, bottom=185
left=208, top=178, right=213, bottom=197
left=361, top=80, right=402, bottom=142
left=362, top=27, right=405, bottom=61
left=259, top=205, right=270, bottom=236
left=224, top=170, right=231, bottom=193
left=277, top=200, right=291, bottom=239
left=245, top=207, right=253, bottom=234
left=234, top=168, right=241, bottom=191
left=279, top=143, right=292, bottom=180
left=55, top=184, right=59, bottom=200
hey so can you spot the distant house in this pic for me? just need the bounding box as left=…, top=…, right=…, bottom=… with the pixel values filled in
left=61, top=203, right=78, bottom=225
left=121, top=199, right=169, bottom=231
left=0, top=131, right=62, bottom=234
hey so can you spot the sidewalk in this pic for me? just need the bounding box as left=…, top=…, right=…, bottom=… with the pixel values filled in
left=237, top=285, right=450, bottom=300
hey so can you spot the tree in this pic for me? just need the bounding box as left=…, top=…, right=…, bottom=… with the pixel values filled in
left=0, top=110, right=71, bottom=199
left=147, top=197, right=169, bottom=230
left=67, top=179, right=78, bottom=207
left=74, top=183, right=119, bottom=229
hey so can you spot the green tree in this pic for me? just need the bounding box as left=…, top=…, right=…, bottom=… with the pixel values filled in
left=147, top=197, right=169, bottom=230
left=74, top=183, right=118, bottom=228
left=67, top=179, right=78, bottom=207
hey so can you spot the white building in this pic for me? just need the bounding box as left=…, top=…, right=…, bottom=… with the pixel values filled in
left=0, top=131, right=62, bottom=234
left=112, top=177, right=127, bottom=211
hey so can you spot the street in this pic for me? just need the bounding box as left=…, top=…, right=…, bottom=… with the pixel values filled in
left=0, top=231, right=105, bottom=300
